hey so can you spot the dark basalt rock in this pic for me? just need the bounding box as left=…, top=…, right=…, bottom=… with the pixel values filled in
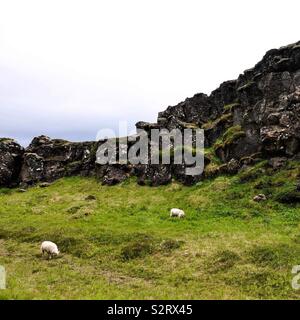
left=19, top=135, right=99, bottom=186
left=101, top=165, right=132, bottom=186
left=268, top=157, right=288, bottom=170
left=132, top=164, right=172, bottom=186
left=0, top=138, right=24, bottom=187
left=172, top=163, right=202, bottom=185
left=1, top=41, right=300, bottom=187
left=39, top=182, right=51, bottom=188
left=226, top=159, right=241, bottom=175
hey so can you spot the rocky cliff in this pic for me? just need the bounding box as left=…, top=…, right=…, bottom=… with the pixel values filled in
left=1, top=41, right=300, bottom=188
left=0, top=138, right=24, bottom=187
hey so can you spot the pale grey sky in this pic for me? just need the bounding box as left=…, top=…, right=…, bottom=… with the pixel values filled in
left=1, top=0, right=299, bottom=146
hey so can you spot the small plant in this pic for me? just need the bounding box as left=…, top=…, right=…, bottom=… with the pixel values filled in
left=160, top=239, right=183, bottom=252
left=67, top=205, right=83, bottom=214
left=237, top=81, right=256, bottom=92
left=0, top=188, right=12, bottom=195
left=238, top=161, right=268, bottom=183
left=0, top=138, right=13, bottom=143
left=248, top=246, right=279, bottom=267
left=202, top=113, right=232, bottom=130
left=208, top=250, right=240, bottom=272
left=120, top=239, right=155, bottom=261
left=223, top=103, right=240, bottom=112
left=213, top=125, right=246, bottom=151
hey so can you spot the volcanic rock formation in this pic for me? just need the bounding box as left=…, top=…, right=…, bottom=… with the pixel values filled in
left=1, top=41, right=300, bottom=187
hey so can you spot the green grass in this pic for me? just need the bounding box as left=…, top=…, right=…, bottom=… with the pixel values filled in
left=214, top=125, right=246, bottom=151
left=223, top=103, right=240, bottom=113
left=1, top=162, right=300, bottom=299
left=0, top=138, right=14, bottom=143
left=201, top=113, right=232, bottom=130
left=237, top=81, right=256, bottom=92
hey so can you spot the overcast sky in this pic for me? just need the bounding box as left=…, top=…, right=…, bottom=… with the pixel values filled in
left=1, top=0, right=299, bottom=146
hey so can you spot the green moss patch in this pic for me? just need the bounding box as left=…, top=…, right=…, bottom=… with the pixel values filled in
left=213, top=125, right=246, bottom=151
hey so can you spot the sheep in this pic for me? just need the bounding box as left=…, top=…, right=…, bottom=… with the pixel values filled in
left=170, top=208, right=185, bottom=218
left=41, top=241, right=60, bottom=259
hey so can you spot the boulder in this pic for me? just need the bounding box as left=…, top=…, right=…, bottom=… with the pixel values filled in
left=227, top=159, right=240, bottom=174
left=20, top=136, right=99, bottom=185
left=253, top=194, right=267, bottom=202
left=268, top=157, right=288, bottom=170
left=102, top=165, right=131, bottom=186
left=0, top=138, right=24, bottom=187
left=39, top=182, right=51, bottom=188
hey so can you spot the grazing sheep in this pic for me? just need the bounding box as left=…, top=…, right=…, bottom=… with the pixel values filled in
left=170, top=208, right=185, bottom=218
left=41, top=241, right=60, bottom=259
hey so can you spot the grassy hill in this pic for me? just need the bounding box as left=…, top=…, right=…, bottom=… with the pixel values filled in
left=1, top=160, right=300, bottom=299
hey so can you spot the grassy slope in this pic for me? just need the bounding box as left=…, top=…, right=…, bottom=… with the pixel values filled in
left=1, top=162, right=300, bottom=299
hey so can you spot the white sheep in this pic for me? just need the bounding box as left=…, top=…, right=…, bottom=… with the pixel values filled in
left=170, top=208, right=185, bottom=218
left=41, top=241, right=60, bottom=259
